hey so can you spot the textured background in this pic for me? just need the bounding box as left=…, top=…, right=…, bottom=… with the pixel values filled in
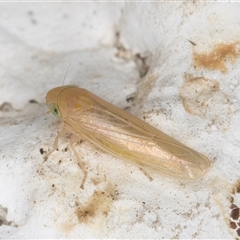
left=0, top=2, right=240, bottom=238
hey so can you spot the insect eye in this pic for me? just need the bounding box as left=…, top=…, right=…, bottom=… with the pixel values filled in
left=54, top=108, right=59, bottom=115
left=48, top=103, right=60, bottom=117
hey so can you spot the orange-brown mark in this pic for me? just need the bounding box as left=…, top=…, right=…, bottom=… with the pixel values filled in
left=193, top=42, right=240, bottom=73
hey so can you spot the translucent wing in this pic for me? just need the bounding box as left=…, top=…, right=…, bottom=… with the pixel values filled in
left=64, top=93, right=210, bottom=179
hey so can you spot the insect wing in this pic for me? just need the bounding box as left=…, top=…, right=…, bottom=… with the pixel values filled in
left=65, top=92, right=210, bottom=179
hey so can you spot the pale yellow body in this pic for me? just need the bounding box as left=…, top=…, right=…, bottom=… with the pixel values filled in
left=46, top=86, right=210, bottom=184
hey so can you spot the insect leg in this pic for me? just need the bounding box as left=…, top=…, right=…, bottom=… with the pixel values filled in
left=139, top=167, right=153, bottom=181
left=44, top=128, right=69, bottom=161
left=70, top=135, right=87, bottom=189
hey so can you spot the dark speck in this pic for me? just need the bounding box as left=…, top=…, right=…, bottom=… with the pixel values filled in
left=39, top=148, right=44, bottom=154
left=29, top=99, right=38, bottom=104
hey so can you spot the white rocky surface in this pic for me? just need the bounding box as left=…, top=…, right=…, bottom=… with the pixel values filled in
left=0, top=2, right=240, bottom=238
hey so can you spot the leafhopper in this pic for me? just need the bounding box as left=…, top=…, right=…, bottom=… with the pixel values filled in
left=46, top=86, right=210, bottom=187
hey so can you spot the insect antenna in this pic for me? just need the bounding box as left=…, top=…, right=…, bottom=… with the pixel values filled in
left=27, top=110, right=50, bottom=126
left=62, top=63, right=73, bottom=86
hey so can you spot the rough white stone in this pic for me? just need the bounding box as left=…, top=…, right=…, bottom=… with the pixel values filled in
left=0, top=2, right=240, bottom=239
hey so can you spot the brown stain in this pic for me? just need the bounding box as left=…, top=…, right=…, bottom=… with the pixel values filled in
left=229, top=180, right=240, bottom=238
left=230, top=221, right=237, bottom=230
left=180, top=74, right=219, bottom=118
left=0, top=205, right=18, bottom=228
left=179, top=74, right=232, bottom=130
left=59, top=222, right=75, bottom=236
left=134, top=53, right=149, bottom=78
left=193, top=42, right=240, bottom=73
left=236, top=183, right=240, bottom=194
left=91, top=177, right=103, bottom=186
left=0, top=102, right=13, bottom=112
left=75, top=184, right=116, bottom=225
left=114, top=32, right=149, bottom=78
left=0, top=206, right=8, bottom=226
left=91, top=74, right=102, bottom=79
left=231, top=208, right=240, bottom=221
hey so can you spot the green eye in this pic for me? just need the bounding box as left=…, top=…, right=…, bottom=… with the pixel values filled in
left=48, top=102, right=60, bottom=117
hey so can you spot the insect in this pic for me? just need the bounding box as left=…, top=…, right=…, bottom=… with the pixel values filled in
left=45, top=85, right=211, bottom=188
